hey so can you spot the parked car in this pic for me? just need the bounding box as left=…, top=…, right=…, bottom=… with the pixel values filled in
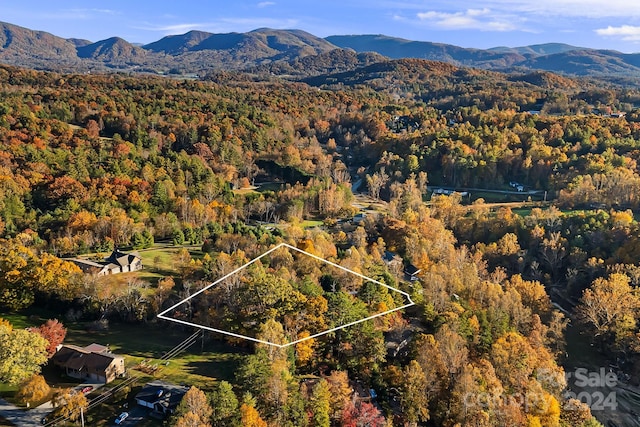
left=115, top=412, right=129, bottom=425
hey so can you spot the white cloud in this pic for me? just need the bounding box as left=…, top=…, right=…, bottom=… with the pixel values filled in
left=416, top=8, right=517, bottom=31
left=379, top=0, right=640, bottom=18
left=496, top=0, right=640, bottom=18
left=85, top=9, right=118, bottom=15
left=137, top=17, right=299, bottom=35
left=467, top=8, right=491, bottom=17
left=596, top=25, right=640, bottom=42
left=136, top=23, right=213, bottom=33
left=257, top=1, right=276, bottom=7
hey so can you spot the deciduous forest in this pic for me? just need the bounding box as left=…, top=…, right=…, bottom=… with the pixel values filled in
left=0, top=60, right=639, bottom=426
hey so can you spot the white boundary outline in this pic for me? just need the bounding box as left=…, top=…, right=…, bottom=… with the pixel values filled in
left=158, top=243, right=415, bottom=348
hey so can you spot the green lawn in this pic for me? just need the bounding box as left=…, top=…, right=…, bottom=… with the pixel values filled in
left=2, top=307, right=246, bottom=388
left=0, top=383, right=17, bottom=397
left=66, top=320, right=189, bottom=357
left=65, top=321, right=245, bottom=387
left=256, top=182, right=285, bottom=192
left=0, top=306, right=63, bottom=329
left=512, top=208, right=533, bottom=217
left=0, top=313, right=180, bottom=389
left=126, top=344, right=242, bottom=388
left=0, top=247, right=248, bottom=424
left=79, top=340, right=242, bottom=427
left=137, top=245, right=203, bottom=276
left=301, top=219, right=324, bottom=228
left=470, top=191, right=531, bottom=203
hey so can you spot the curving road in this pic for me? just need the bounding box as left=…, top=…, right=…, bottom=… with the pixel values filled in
left=0, top=397, right=52, bottom=426
left=0, top=381, right=104, bottom=427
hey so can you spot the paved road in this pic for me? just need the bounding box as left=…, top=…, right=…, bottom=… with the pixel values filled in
left=0, top=381, right=105, bottom=426
left=0, top=398, right=51, bottom=426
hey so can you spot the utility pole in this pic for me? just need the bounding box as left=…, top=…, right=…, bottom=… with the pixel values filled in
left=80, top=406, right=85, bottom=427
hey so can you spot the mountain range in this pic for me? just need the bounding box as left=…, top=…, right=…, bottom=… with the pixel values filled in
left=2, top=20, right=640, bottom=79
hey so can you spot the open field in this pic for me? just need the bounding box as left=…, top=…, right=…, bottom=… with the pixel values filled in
left=466, top=200, right=543, bottom=212
left=1, top=308, right=246, bottom=390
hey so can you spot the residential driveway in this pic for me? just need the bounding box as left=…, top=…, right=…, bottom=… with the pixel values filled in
left=0, top=397, right=51, bottom=426
left=111, top=407, right=148, bottom=426
left=0, top=381, right=105, bottom=426
left=72, top=381, right=104, bottom=396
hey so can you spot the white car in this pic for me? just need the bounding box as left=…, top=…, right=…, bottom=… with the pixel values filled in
left=115, top=412, right=129, bottom=425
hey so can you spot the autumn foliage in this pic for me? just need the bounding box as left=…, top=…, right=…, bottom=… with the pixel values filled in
left=29, top=318, right=66, bottom=357
left=16, top=374, right=50, bottom=405
left=0, top=62, right=636, bottom=427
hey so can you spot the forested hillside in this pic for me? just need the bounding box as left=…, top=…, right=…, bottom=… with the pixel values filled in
left=0, top=61, right=639, bottom=426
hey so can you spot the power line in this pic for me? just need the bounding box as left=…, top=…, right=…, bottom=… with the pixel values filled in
left=45, top=329, right=201, bottom=426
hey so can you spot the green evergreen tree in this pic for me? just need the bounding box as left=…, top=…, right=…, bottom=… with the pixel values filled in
left=141, top=229, right=154, bottom=248
left=209, top=380, right=238, bottom=426
left=184, top=226, right=195, bottom=244
left=130, top=232, right=144, bottom=249
left=172, top=229, right=185, bottom=246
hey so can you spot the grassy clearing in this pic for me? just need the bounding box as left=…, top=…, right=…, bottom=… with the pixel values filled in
left=72, top=336, right=243, bottom=426
left=142, top=247, right=178, bottom=268
left=64, top=321, right=245, bottom=387
left=127, top=344, right=242, bottom=388
left=256, top=182, right=285, bottom=193
left=232, top=186, right=259, bottom=195
left=2, top=307, right=245, bottom=384
left=301, top=219, right=324, bottom=228
left=138, top=245, right=203, bottom=273
left=512, top=208, right=533, bottom=217
left=65, top=321, right=190, bottom=357
left=0, top=306, right=63, bottom=329
left=470, top=191, right=532, bottom=203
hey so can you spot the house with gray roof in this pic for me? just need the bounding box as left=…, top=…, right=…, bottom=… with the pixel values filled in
left=69, top=249, right=142, bottom=276
left=135, top=381, right=189, bottom=418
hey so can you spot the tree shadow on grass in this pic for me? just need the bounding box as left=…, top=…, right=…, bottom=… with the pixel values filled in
left=185, top=358, right=241, bottom=383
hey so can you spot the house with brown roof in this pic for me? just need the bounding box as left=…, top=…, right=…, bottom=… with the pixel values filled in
left=51, top=343, right=125, bottom=384
left=70, top=249, right=142, bottom=276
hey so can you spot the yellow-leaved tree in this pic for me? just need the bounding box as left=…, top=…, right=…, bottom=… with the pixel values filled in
left=0, top=318, right=48, bottom=384
left=51, top=388, right=88, bottom=422
left=240, top=396, right=267, bottom=427
left=578, top=273, right=640, bottom=345
left=16, top=374, right=50, bottom=405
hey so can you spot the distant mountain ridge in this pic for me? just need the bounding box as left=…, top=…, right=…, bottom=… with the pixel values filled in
left=487, top=43, right=580, bottom=56
left=77, top=37, right=148, bottom=62
left=2, top=20, right=640, bottom=78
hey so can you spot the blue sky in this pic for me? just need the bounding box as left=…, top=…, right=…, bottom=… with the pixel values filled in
left=3, top=0, right=640, bottom=52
